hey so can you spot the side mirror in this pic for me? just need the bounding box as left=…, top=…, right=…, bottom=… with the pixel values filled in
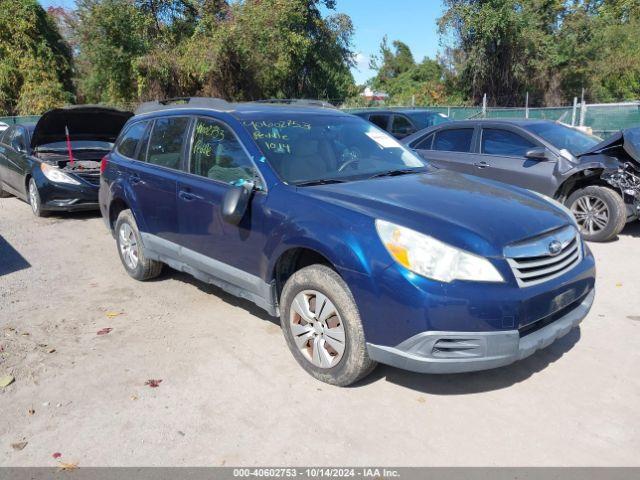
left=525, top=147, right=552, bottom=161
left=12, top=141, right=26, bottom=154
left=222, top=181, right=254, bottom=225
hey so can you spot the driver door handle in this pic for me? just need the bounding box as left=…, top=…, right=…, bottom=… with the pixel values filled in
left=179, top=190, right=203, bottom=201
left=474, top=161, right=490, bottom=169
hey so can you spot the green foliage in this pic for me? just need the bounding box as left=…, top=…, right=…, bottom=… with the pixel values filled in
left=73, top=0, right=152, bottom=106
left=71, top=0, right=355, bottom=105
left=438, top=0, right=640, bottom=106
left=0, top=0, right=74, bottom=115
left=366, top=36, right=463, bottom=105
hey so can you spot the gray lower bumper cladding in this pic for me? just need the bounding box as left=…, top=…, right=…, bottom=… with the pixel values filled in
left=367, top=289, right=595, bottom=374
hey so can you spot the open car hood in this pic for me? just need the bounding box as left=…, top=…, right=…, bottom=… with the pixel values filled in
left=30, top=106, right=133, bottom=149
left=578, top=127, right=640, bottom=164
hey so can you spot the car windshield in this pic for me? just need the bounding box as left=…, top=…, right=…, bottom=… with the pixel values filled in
left=36, top=140, right=113, bottom=151
left=405, top=111, right=450, bottom=130
left=524, top=123, right=601, bottom=156
left=241, top=114, right=426, bottom=185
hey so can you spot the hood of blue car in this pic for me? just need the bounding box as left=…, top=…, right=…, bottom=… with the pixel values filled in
left=301, top=170, right=572, bottom=257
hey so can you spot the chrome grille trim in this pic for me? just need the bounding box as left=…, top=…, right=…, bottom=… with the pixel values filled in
left=505, top=226, right=583, bottom=288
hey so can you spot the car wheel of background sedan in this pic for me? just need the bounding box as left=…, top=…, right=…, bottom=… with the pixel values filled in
left=115, top=209, right=163, bottom=281
left=28, top=178, right=48, bottom=217
left=280, top=264, right=376, bottom=386
left=566, top=186, right=626, bottom=242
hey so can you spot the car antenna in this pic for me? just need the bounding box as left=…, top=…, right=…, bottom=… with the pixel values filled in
left=65, top=126, right=75, bottom=167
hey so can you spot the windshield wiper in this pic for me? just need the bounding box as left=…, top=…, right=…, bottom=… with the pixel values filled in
left=368, top=167, right=426, bottom=179
left=295, top=178, right=348, bottom=187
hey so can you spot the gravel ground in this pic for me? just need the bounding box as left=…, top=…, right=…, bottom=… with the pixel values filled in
left=1, top=195, right=639, bottom=467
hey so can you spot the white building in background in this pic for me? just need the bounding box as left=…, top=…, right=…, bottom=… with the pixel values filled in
left=360, top=87, right=389, bottom=102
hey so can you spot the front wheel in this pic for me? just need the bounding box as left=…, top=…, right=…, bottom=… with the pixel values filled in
left=28, top=178, right=47, bottom=217
left=566, top=186, right=626, bottom=242
left=114, top=209, right=163, bottom=281
left=280, top=264, right=376, bottom=386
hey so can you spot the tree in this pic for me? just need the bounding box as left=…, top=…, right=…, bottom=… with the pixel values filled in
left=0, top=0, right=74, bottom=115
left=370, top=37, right=415, bottom=89
left=438, top=0, right=640, bottom=106
left=73, top=0, right=152, bottom=106
left=181, top=0, right=356, bottom=102
left=71, top=0, right=355, bottom=105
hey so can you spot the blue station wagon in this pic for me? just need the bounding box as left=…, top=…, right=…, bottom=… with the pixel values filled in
left=99, top=97, right=596, bottom=386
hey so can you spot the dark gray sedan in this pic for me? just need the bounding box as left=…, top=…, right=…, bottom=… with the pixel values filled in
left=403, top=119, right=640, bottom=242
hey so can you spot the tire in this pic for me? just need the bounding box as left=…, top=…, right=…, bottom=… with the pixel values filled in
left=280, top=264, right=376, bottom=386
left=28, top=178, right=48, bottom=217
left=114, top=209, right=163, bottom=281
left=566, top=185, right=626, bottom=242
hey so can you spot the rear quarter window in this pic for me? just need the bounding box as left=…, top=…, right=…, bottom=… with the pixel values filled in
left=116, top=122, right=148, bottom=158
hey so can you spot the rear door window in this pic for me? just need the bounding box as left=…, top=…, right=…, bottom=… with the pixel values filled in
left=190, top=118, right=255, bottom=185
left=390, top=115, right=415, bottom=136
left=368, top=114, right=390, bottom=130
left=433, top=129, right=474, bottom=153
left=116, top=122, right=148, bottom=159
left=481, top=129, right=535, bottom=156
left=147, top=117, right=190, bottom=170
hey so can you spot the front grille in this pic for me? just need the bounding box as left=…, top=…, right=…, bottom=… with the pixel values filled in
left=76, top=172, right=100, bottom=186
left=505, top=226, right=582, bottom=288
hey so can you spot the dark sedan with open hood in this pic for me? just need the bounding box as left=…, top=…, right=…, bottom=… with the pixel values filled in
left=0, top=105, right=132, bottom=216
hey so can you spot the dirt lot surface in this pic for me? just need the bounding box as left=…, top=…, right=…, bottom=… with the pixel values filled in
left=1, top=196, right=639, bottom=467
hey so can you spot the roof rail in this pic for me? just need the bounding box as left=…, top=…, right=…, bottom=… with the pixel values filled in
left=252, top=98, right=337, bottom=109
left=135, top=97, right=232, bottom=115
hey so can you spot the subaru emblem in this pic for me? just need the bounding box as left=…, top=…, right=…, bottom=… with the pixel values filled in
left=548, top=240, right=562, bottom=256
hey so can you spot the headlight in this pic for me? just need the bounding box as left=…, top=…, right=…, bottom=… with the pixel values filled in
left=40, top=163, right=80, bottom=185
left=528, top=190, right=578, bottom=228
left=375, top=220, right=504, bottom=283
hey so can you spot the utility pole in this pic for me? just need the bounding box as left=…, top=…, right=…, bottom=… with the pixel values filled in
left=571, top=97, right=578, bottom=126
left=525, top=92, right=529, bottom=119
left=482, top=93, right=487, bottom=118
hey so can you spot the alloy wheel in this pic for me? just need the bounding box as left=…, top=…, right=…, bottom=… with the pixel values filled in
left=118, top=223, right=139, bottom=270
left=289, top=290, right=346, bottom=369
left=571, top=195, right=609, bottom=235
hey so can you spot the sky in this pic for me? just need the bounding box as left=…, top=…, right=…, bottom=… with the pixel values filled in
left=39, top=0, right=445, bottom=84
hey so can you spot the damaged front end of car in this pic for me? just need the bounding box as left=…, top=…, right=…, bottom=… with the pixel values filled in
left=584, top=128, right=640, bottom=218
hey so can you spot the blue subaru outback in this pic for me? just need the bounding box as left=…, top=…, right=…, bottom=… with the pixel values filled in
left=99, top=97, right=596, bottom=386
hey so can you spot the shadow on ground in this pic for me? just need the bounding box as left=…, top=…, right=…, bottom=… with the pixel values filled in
left=0, top=235, right=31, bottom=276
left=161, top=268, right=277, bottom=324
left=355, top=327, right=581, bottom=394
left=620, top=221, right=640, bottom=238
left=158, top=265, right=583, bottom=395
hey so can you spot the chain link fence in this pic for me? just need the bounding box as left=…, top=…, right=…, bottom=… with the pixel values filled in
left=3, top=101, right=639, bottom=139
left=344, top=101, right=640, bottom=138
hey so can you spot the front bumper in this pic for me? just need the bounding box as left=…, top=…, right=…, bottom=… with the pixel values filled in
left=35, top=171, right=99, bottom=212
left=366, top=288, right=594, bottom=374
